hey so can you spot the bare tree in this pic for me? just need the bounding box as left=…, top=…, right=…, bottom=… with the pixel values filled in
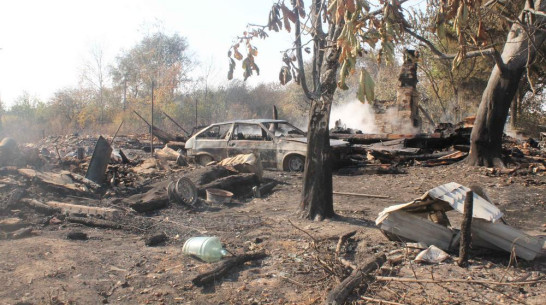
left=81, top=44, right=107, bottom=125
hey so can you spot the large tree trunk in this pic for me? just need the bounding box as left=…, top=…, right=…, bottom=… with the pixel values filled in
left=299, top=27, right=341, bottom=220
left=300, top=99, right=335, bottom=220
left=468, top=0, right=546, bottom=167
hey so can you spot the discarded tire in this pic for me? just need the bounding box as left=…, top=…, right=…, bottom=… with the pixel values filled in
left=167, top=177, right=198, bottom=206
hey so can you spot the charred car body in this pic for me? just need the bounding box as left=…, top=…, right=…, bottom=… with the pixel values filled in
left=184, top=119, right=349, bottom=171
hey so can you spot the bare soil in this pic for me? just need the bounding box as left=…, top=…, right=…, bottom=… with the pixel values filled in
left=1, top=163, right=545, bottom=305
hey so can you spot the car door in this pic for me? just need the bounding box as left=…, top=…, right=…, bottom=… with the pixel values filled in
left=192, top=123, right=233, bottom=161
left=227, top=123, right=277, bottom=168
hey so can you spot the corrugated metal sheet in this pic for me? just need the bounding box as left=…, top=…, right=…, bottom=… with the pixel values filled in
left=376, top=182, right=503, bottom=225
left=426, top=182, right=503, bottom=222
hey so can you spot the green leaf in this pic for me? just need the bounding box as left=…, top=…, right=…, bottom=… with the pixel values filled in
left=357, top=68, right=374, bottom=103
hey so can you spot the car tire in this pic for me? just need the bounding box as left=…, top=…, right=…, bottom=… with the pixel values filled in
left=284, top=155, right=305, bottom=172
left=196, top=155, right=214, bottom=166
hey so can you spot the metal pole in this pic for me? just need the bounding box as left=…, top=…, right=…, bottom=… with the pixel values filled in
left=110, top=120, right=124, bottom=146
left=195, top=98, right=198, bottom=127
left=150, top=81, right=154, bottom=157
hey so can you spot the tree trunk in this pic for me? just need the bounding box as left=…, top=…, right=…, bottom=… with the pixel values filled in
left=299, top=24, right=341, bottom=220
left=468, top=0, right=546, bottom=167
left=300, top=99, right=335, bottom=220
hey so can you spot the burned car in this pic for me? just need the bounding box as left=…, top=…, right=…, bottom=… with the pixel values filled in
left=184, top=119, right=349, bottom=171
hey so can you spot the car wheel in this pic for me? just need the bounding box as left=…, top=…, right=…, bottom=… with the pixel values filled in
left=196, top=155, right=214, bottom=166
left=285, top=155, right=305, bottom=172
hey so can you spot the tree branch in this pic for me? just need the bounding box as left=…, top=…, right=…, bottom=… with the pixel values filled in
left=492, top=48, right=509, bottom=75
left=293, top=3, right=315, bottom=100
left=404, top=27, right=497, bottom=60
left=524, top=8, right=546, bottom=18
left=311, top=0, right=326, bottom=95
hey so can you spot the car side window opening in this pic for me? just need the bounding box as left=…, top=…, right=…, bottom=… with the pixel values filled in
left=273, top=123, right=305, bottom=137
left=232, top=124, right=272, bottom=141
left=196, top=124, right=231, bottom=139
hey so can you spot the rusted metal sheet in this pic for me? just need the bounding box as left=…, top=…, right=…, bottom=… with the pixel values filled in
left=376, top=182, right=545, bottom=261
left=85, top=136, right=112, bottom=184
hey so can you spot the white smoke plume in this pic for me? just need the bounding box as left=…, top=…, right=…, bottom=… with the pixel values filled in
left=329, top=100, right=378, bottom=134
left=384, top=107, right=420, bottom=134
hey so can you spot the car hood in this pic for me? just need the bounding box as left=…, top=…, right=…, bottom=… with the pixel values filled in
left=283, top=137, right=349, bottom=147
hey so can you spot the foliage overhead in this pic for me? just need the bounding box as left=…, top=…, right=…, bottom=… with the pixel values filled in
left=227, top=0, right=527, bottom=106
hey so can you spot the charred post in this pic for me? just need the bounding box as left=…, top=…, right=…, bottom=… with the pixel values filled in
left=458, top=191, right=473, bottom=267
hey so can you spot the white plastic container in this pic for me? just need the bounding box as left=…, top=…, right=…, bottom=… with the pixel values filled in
left=182, top=236, right=228, bottom=262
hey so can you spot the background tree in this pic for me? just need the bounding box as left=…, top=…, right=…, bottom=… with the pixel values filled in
left=3, top=92, right=47, bottom=142
left=81, top=44, right=108, bottom=127
left=49, top=88, right=83, bottom=131
left=110, top=31, right=194, bottom=131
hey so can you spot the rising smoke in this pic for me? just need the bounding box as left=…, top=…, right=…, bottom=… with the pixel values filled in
left=329, top=100, right=378, bottom=134
left=383, top=107, right=420, bottom=135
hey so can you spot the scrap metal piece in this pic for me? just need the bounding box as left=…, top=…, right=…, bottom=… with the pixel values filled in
left=376, top=182, right=503, bottom=225
left=85, top=136, right=112, bottom=184
left=379, top=210, right=458, bottom=251
left=376, top=182, right=544, bottom=261
left=414, top=245, right=450, bottom=264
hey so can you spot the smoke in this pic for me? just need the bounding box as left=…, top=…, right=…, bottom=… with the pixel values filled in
left=329, top=100, right=378, bottom=134
left=384, top=107, right=420, bottom=135
left=504, top=122, right=523, bottom=140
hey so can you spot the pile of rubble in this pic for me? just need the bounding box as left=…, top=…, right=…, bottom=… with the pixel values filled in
left=0, top=131, right=274, bottom=243
left=331, top=116, right=546, bottom=174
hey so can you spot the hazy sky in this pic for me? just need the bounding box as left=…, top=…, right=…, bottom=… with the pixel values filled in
left=0, top=0, right=298, bottom=106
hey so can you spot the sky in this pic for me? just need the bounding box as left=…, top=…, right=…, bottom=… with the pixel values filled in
left=0, top=0, right=298, bottom=107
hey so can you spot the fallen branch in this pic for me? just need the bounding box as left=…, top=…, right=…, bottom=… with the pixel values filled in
left=335, top=230, right=357, bottom=258
left=287, top=219, right=318, bottom=243
left=192, top=251, right=267, bottom=287
left=47, top=201, right=120, bottom=218
left=20, top=198, right=60, bottom=215
left=325, top=254, right=387, bottom=305
left=375, top=276, right=546, bottom=286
